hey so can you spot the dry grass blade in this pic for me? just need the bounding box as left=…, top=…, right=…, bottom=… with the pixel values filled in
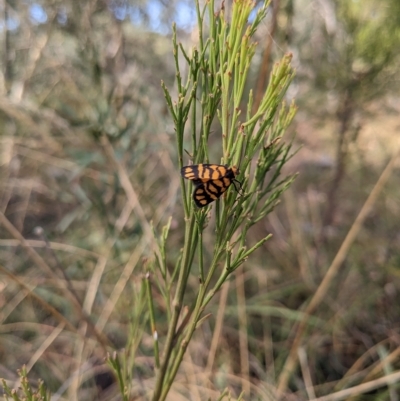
left=0, top=239, right=100, bottom=258
left=236, top=266, right=250, bottom=396
left=277, top=144, right=400, bottom=395
left=310, top=370, right=400, bottom=401
left=100, top=135, right=155, bottom=243
left=298, top=346, right=316, bottom=399
left=0, top=211, right=109, bottom=348
left=205, top=282, right=230, bottom=377
left=0, top=264, right=77, bottom=334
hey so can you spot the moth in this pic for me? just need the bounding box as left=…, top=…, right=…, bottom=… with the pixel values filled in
left=181, top=163, right=242, bottom=208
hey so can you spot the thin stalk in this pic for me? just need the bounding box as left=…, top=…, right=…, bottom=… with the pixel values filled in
left=151, top=214, right=195, bottom=401
left=156, top=1, right=296, bottom=399
left=145, top=273, right=160, bottom=369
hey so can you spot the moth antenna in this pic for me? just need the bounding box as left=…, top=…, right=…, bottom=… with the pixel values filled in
left=184, top=149, right=194, bottom=161
left=232, top=179, right=244, bottom=196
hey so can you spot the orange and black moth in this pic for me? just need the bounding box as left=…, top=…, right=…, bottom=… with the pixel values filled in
left=181, top=164, right=241, bottom=208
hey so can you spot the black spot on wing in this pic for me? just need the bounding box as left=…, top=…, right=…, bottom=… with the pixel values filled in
left=181, top=165, right=200, bottom=180
left=193, top=183, right=214, bottom=207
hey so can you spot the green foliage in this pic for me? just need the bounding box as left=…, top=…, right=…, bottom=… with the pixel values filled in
left=1, top=0, right=399, bottom=400
left=146, top=0, right=296, bottom=399
left=1, top=367, right=51, bottom=401
left=302, top=0, right=400, bottom=104
left=338, top=0, right=400, bottom=69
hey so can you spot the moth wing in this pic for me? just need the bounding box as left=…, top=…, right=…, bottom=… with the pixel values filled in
left=181, top=164, right=228, bottom=182
left=181, top=165, right=200, bottom=180
left=192, top=183, right=216, bottom=208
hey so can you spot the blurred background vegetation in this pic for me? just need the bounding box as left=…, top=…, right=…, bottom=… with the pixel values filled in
left=0, top=0, right=400, bottom=400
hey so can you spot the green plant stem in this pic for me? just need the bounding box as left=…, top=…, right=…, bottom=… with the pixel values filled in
left=156, top=1, right=295, bottom=400
left=145, top=273, right=160, bottom=369
left=151, top=213, right=196, bottom=401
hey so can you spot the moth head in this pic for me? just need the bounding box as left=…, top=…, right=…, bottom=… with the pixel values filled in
left=231, top=166, right=239, bottom=176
